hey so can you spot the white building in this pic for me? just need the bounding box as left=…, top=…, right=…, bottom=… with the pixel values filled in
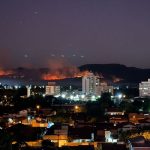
left=82, top=72, right=100, bottom=96
left=139, top=79, right=150, bottom=97
left=26, top=86, right=31, bottom=97
left=45, top=82, right=60, bottom=96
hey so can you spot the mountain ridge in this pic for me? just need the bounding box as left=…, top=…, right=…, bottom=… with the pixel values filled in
left=79, top=64, right=150, bottom=83
left=1, top=64, right=150, bottom=84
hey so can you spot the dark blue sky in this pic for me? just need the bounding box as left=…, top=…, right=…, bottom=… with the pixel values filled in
left=0, top=0, right=150, bottom=68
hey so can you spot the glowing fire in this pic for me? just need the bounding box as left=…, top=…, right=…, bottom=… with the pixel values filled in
left=42, top=70, right=91, bottom=80
left=0, top=68, right=13, bottom=76
left=42, top=58, right=92, bottom=80
left=112, top=76, right=123, bottom=83
left=75, top=70, right=93, bottom=78
left=42, top=74, right=68, bottom=80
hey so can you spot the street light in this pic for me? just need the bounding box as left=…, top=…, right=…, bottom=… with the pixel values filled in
left=74, top=105, right=79, bottom=113
left=75, top=105, right=79, bottom=110
left=36, top=105, right=40, bottom=115
left=36, top=105, right=40, bottom=109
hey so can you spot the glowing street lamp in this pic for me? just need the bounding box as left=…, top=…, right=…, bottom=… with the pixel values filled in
left=70, top=95, right=74, bottom=100
left=36, top=105, right=40, bottom=109
left=75, top=105, right=79, bottom=110
left=61, top=94, right=66, bottom=98
left=91, top=95, right=96, bottom=101
left=36, top=105, right=40, bottom=115
left=117, top=94, right=122, bottom=99
left=81, top=94, right=85, bottom=99
left=74, top=105, right=79, bottom=113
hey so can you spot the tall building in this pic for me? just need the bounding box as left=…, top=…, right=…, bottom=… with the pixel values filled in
left=45, top=82, right=60, bottom=96
left=82, top=72, right=100, bottom=96
left=26, top=86, right=31, bottom=97
left=99, top=83, right=114, bottom=95
left=139, top=79, right=150, bottom=97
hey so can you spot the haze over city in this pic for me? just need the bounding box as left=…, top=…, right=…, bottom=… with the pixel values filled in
left=0, top=0, right=150, bottom=68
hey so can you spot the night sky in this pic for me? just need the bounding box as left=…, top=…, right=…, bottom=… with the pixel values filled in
left=0, top=0, right=150, bottom=68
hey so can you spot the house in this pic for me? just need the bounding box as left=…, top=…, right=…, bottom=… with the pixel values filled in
left=95, top=123, right=118, bottom=142
left=61, top=145, right=94, bottom=150
left=102, top=143, right=127, bottom=150
left=129, top=143, right=150, bottom=150
left=109, top=116, right=128, bottom=124
left=128, top=136, right=150, bottom=150
left=138, top=119, right=150, bottom=127
left=68, top=126, right=94, bottom=143
left=128, top=136, right=145, bottom=144
left=129, top=113, right=145, bottom=123
left=43, top=123, right=68, bottom=147
left=118, top=122, right=136, bottom=132
left=105, top=108, right=125, bottom=116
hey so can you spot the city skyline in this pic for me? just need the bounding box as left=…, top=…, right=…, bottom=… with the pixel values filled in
left=1, top=0, right=150, bottom=68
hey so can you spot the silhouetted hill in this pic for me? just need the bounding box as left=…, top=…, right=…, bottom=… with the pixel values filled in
left=1, top=64, right=150, bottom=85
left=79, top=64, right=150, bottom=83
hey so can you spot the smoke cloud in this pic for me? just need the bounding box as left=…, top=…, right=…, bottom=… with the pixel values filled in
left=42, top=58, right=89, bottom=80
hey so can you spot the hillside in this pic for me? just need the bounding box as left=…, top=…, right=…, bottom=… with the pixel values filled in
left=1, top=64, right=150, bottom=85
left=79, top=64, right=150, bottom=83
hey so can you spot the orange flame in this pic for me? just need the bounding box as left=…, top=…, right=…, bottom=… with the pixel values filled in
left=0, top=68, right=13, bottom=76
left=42, top=70, right=91, bottom=80
left=112, top=75, right=123, bottom=83
left=42, top=58, right=92, bottom=80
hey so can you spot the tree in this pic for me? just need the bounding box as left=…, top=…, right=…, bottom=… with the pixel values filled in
left=7, top=124, right=44, bottom=150
left=143, top=99, right=150, bottom=112
left=132, top=100, right=143, bottom=112
left=119, top=101, right=136, bottom=113
left=0, top=129, right=13, bottom=150
left=100, top=92, right=114, bottom=107
left=98, top=92, right=114, bottom=114
left=42, top=140, right=57, bottom=150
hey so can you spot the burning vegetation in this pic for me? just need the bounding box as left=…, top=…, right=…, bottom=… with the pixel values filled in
left=41, top=59, right=91, bottom=80
left=42, top=70, right=91, bottom=80
left=0, top=68, right=13, bottom=77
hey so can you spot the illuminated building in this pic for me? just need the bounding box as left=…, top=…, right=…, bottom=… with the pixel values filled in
left=99, top=82, right=114, bottom=95
left=45, top=82, right=60, bottom=96
left=26, top=86, right=31, bottom=97
left=82, top=72, right=100, bottom=96
left=139, top=79, right=150, bottom=97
